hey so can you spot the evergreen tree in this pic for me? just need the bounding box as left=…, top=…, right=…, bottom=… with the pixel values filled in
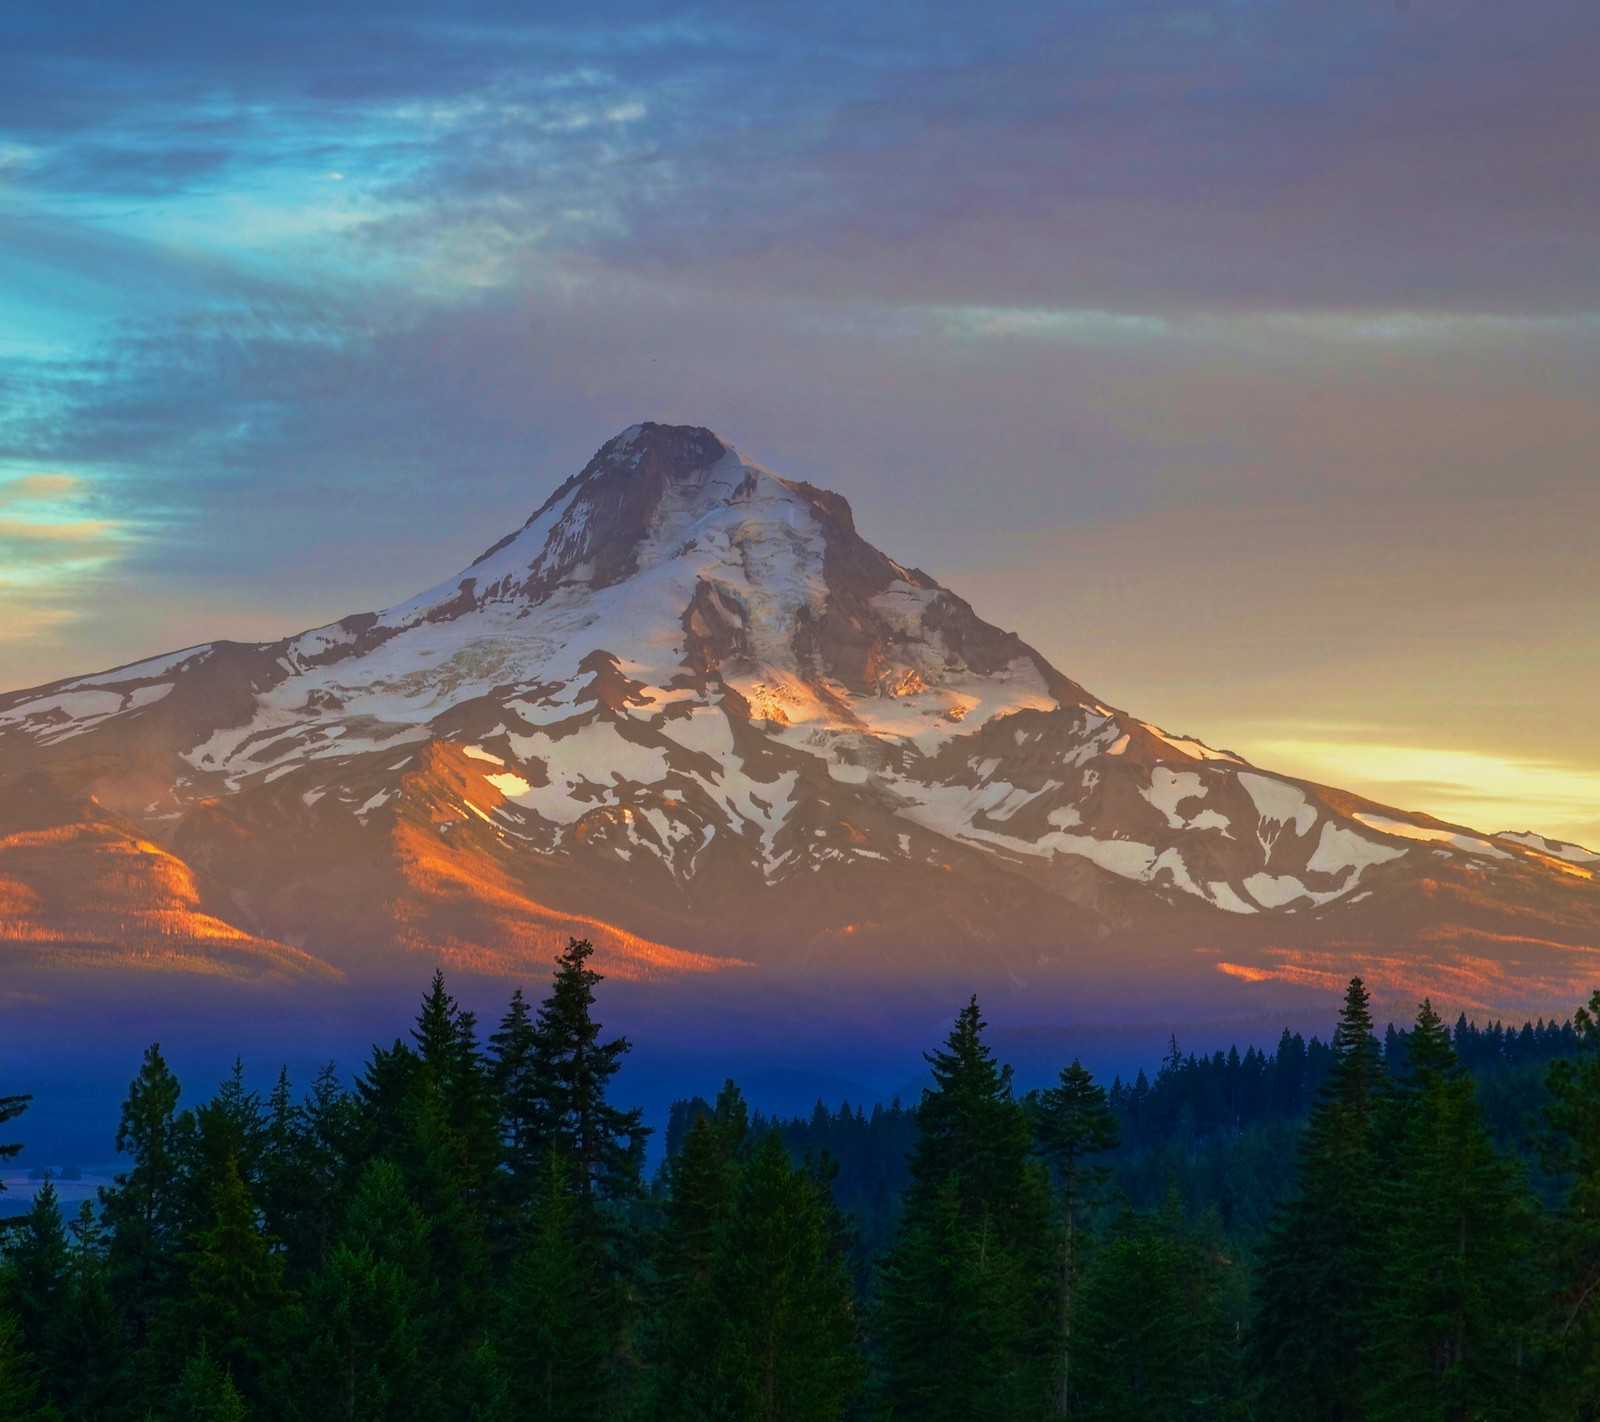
left=0, top=1309, right=50, bottom=1422
left=714, top=1130, right=863, bottom=1421
left=1031, top=1059, right=1120, bottom=1416
left=1366, top=1001, right=1534, bottom=1420
left=1073, top=1206, right=1246, bottom=1421
left=874, top=997, right=1054, bottom=1419
left=289, top=1158, right=440, bottom=1422
left=100, top=1043, right=184, bottom=1352
left=56, top=1202, right=131, bottom=1422
left=2, top=1179, right=69, bottom=1358
left=530, top=938, right=650, bottom=1205
left=162, top=1345, right=246, bottom=1422
left=874, top=1175, right=1030, bottom=1421
left=161, top=1150, right=291, bottom=1406
left=355, top=974, right=498, bottom=1343
left=487, top=988, right=544, bottom=1201
left=293, top=1243, right=431, bottom=1422
left=646, top=1083, right=748, bottom=1419
left=1249, top=976, right=1385, bottom=1420
left=1543, top=987, right=1600, bottom=1415
left=495, top=1150, right=612, bottom=1422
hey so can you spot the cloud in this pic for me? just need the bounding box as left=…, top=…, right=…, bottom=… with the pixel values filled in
left=0, top=471, right=80, bottom=505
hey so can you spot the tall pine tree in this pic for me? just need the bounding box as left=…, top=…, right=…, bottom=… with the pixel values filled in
left=874, top=997, right=1054, bottom=1420
left=1031, top=1059, right=1120, bottom=1416
left=1250, top=976, right=1385, bottom=1421
left=1365, top=1000, right=1534, bottom=1420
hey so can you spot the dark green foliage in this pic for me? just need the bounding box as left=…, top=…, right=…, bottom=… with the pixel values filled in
left=160, top=1150, right=291, bottom=1405
left=1543, top=987, right=1600, bottom=1417
left=705, top=1130, right=863, bottom=1420
left=99, top=1042, right=184, bottom=1350
left=1073, top=1206, right=1247, bottom=1421
left=0, top=1310, right=48, bottom=1422
left=1249, top=977, right=1385, bottom=1420
left=495, top=1151, right=612, bottom=1422
left=1031, top=1059, right=1120, bottom=1416
left=2, top=1180, right=69, bottom=1363
left=645, top=1091, right=862, bottom=1422
left=1365, top=1001, right=1535, bottom=1420
left=529, top=937, right=650, bottom=1205
left=874, top=996, right=1054, bottom=1419
left=162, top=1345, right=246, bottom=1422
left=8, top=971, right=1598, bottom=1422
left=646, top=1083, right=747, bottom=1418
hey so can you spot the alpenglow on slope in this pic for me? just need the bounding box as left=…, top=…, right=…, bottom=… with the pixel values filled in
left=2, top=424, right=1596, bottom=1013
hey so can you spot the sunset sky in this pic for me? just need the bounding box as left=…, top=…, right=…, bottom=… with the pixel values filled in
left=1, top=1, right=1596, bottom=845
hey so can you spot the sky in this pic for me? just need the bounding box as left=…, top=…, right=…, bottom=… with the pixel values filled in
left=0, top=0, right=1596, bottom=846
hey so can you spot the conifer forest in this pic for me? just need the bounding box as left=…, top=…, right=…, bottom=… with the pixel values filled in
left=4, top=941, right=1600, bottom=1420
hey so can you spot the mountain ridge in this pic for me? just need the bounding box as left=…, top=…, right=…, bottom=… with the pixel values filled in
left=1, top=423, right=1595, bottom=1018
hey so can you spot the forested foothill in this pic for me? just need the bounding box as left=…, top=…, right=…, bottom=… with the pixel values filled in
left=3, top=943, right=1599, bottom=1420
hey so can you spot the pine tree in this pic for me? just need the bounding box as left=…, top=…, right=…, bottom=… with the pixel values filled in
left=530, top=938, right=650, bottom=1205
left=714, top=1130, right=864, bottom=1421
left=162, top=1345, right=247, bottom=1422
left=646, top=1083, right=748, bottom=1419
left=495, top=1150, right=612, bottom=1422
left=356, top=973, right=498, bottom=1340
left=56, top=1202, right=131, bottom=1422
left=874, top=1175, right=1030, bottom=1421
left=874, top=997, right=1054, bottom=1419
left=1, top=1177, right=72, bottom=1413
left=0, top=1310, right=48, bottom=1422
left=1365, top=1001, right=1534, bottom=1420
left=488, top=987, right=544, bottom=1201
left=160, top=1150, right=291, bottom=1405
left=1543, top=987, right=1600, bottom=1415
left=1249, top=976, right=1385, bottom=1420
left=1031, top=1059, right=1120, bottom=1416
left=292, top=1243, right=432, bottom=1422
left=288, top=1158, right=441, bottom=1421
left=1073, top=1206, right=1246, bottom=1421
left=100, top=1042, right=184, bottom=1352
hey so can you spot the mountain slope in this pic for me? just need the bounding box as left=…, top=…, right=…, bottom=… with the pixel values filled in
left=1, top=423, right=1595, bottom=1014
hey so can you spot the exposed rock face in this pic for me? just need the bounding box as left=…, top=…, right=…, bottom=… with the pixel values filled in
left=1, top=423, right=1596, bottom=1013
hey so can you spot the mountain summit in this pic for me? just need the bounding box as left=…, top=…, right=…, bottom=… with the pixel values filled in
left=2, top=423, right=1596, bottom=1016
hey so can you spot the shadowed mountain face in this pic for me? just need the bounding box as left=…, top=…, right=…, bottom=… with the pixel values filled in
left=2, top=423, right=1596, bottom=1020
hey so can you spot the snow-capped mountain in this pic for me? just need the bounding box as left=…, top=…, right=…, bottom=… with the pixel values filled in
left=2, top=424, right=1596, bottom=1013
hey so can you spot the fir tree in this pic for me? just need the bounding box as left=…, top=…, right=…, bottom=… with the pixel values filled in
left=1366, top=1001, right=1534, bottom=1420
left=714, top=1130, right=864, bottom=1421
left=1031, top=1059, right=1120, bottom=1416
left=1250, top=976, right=1385, bottom=1421
left=530, top=938, right=650, bottom=1205
left=1073, top=1206, right=1246, bottom=1421
left=100, top=1042, right=184, bottom=1351
left=289, top=1158, right=441, bottom=1421
left=1543, top=987, right=1600, bottom=1415
left=488, top=987, right=544, bottom=1200
left=646, top=1082, right=748, bottom=1418
left=874, top=997, right=1054, bottom=1419
left=162, top=1345, right=247, bottom=1422
left=56, top=1201, right=131, bottom=1422
left=2, top=1179, right=69, bottom=1359
left=161, top=1150, right=291, bottom=1406
left=0, top=1310, right=49, bottom=1422
left=495, top=1150, right=612, bottom=1422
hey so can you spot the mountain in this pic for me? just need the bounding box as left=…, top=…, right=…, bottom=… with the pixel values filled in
left=2, top=423, right=1596, bottom=1018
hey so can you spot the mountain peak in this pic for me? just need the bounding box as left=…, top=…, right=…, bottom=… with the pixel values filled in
left=4, top=424, right=1596, bottom=1015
